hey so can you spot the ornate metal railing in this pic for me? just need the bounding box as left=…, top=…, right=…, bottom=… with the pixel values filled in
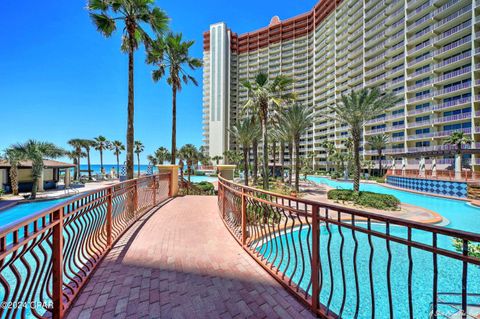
left=217, top=176, right=480, bottom=318
left=0, top=173, right=171, bottom=319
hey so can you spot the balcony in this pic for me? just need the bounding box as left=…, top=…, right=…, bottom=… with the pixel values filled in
left=433, top=112, right=472, bottom=123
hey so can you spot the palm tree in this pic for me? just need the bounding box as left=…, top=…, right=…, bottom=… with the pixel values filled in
left=242, top=72, right=294, bottom=189
left=278, top=104, right=313, bottom=192
left=444, top=131, right=472, bottom=172
left=147, top=33, right=202, bottom=164
left=134, top=140, right=144, bottom=177
left=178, top=144, right=199, bottom=183
left=321, top=140, right=336, bottom=173
left=212, top=155, right=223, bottom=165
left=223, top=150, right=241, bottom=165
left=272, top=123, right=289, bottom=181
left=154, top=147, right=171, bottom=165
left=110, top=140, right=125, bottom=176
left=79, top=140, right=95, bottom=181
left=4, top=148, right=22, bottom=195
left=147, top=154, right=158, bottom=166
left=88, top=0, right=169, bottom=179
left=65, top=150, right=86, bottom=182
left=68, top=139, right=84, bottom=180
left=367, top=133, right=389, bottom=176
left=329, top=88, right=398, bottom=192
left=94, top=136, right=110, bottom=173
left=229, top=118, right=260, bottom=186
left=10, top=140, right=64, bottom=199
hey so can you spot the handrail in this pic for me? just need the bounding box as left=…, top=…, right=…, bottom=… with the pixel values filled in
left=217, top=176, right=480, bottom=318
left=0, top=173, right=171, bottom=318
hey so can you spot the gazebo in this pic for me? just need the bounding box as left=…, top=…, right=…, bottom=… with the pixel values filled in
left=0, top=159, right=75, bottom=193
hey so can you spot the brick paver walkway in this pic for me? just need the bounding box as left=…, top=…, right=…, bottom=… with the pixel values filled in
left=66, top=196, right=315, bottom=319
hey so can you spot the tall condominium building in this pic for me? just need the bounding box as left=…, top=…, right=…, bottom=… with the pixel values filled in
left=202, top=0, right=480, bottom=170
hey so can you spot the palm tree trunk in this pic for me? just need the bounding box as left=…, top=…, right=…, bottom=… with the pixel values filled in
left=288, top=141, right=293, bottom=186
left=137, top=153, right=140, bottom=178
left=77, top=155, right=81, bottom=180
left=116, top=154, right=120, bottom=178
left=353, top=134, right=361, bottom=193
left=171, top=86, right=177, bottom=164
left=252, top=139, right=258, bottom=185
left=280, top=142, right=285, bottom=180
left=272, top=141, right=276, bottom=179
left=100, top=149, right=104, bottom=171
left=262, top=119, right=269, bottom=189
left=294, top=138, right=300, bottom=192
left=87, top=149, right=92, bottom=181
left=243, top=146, right=249, bottom=186
left=126, top=47, right=135, bottom=180
left=378, top=150, right=383, bottom=176
left=9, top=165, right=18, bottom=196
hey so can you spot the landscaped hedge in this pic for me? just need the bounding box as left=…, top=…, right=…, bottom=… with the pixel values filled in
left=195, top=181, right=214, bottom=193
left=327, top=189, right=400, bottom=210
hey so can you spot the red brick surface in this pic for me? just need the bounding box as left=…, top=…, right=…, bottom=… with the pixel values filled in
left=66, top=196, right=315, bottom=319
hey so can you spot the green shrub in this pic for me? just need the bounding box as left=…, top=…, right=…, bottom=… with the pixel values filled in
left=0, top=189, right=4, bottom=198
left=195, top=181, right=214, bottom=193
left=327, top=189, right=400, bottom=210
left=195, top=171, right=206, bottom=176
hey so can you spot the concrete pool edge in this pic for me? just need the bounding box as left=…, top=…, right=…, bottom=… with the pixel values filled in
left=0, top=194, right=73, bottom=213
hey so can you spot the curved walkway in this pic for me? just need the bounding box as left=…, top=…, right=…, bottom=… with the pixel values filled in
left=66, top=196, right=315, bottom=319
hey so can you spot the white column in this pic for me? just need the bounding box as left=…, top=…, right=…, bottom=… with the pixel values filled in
left=455, top=154, right=462, bottom=180
left=391, top=158, right=396, bottom=175
left=419, top=157, right=425, bottom=178
left=431, top=158, right=437, bottom=177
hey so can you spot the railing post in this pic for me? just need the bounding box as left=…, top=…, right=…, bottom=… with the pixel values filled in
left=311, top=204, right=320, bottom=312
left=133, top=179, right=138, bottom=213
left=153, top=176, right=157, bottom=205
left=222, top=184, right=226, bottom=218
left=52, top=208, right=64, bottom=319
left=168, top=172, right=173, bottom=197
left=241, top=188, right=247, bottom=246
left=106, top=187, right=112, bottom=248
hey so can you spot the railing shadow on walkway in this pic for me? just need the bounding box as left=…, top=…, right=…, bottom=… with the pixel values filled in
left=65, top=196, right=316, bottom=319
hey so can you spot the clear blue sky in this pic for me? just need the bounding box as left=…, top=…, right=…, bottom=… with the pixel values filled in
left=0, top=0, right=315, bottom=164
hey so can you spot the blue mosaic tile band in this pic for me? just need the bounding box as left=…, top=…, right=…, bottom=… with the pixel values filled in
left=387, top=176, right=467, bottom=198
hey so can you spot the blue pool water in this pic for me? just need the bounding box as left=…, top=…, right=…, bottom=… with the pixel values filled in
left=186, top=175, right=218, bottom=183
left=307, top=176, right=480, bottom=233
left=256, top=176, right=480, bottom=318
left=259, top=224, right=480, bottom=319
left=0, top=197, right=70, bottom=230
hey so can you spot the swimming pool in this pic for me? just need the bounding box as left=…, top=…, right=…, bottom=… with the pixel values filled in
left=0, top=197, right=71, bottom=229
left=259, top=223, right=480, bottom=318
left=253, top=176, right=480, bottom=318
left=307, top=176, right=480, bottom=233
left=186, top=175, right=218, bottom=183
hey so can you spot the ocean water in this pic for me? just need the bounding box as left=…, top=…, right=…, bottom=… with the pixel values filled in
left=77, top=164, right=157, bottom=174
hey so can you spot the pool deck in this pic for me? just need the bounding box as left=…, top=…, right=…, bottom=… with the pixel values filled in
left=65, top=196, right=315, bottom=319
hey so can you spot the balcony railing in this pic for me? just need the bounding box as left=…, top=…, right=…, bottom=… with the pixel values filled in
left=433, top=112, right=472, bottom=123
left=434, top=96, right=471, bottom=110
left=435, top=51, right=471, bottom=68
left=218, top=176, right=480, bottom=319
left=0, top=173, right=172, bottom=318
